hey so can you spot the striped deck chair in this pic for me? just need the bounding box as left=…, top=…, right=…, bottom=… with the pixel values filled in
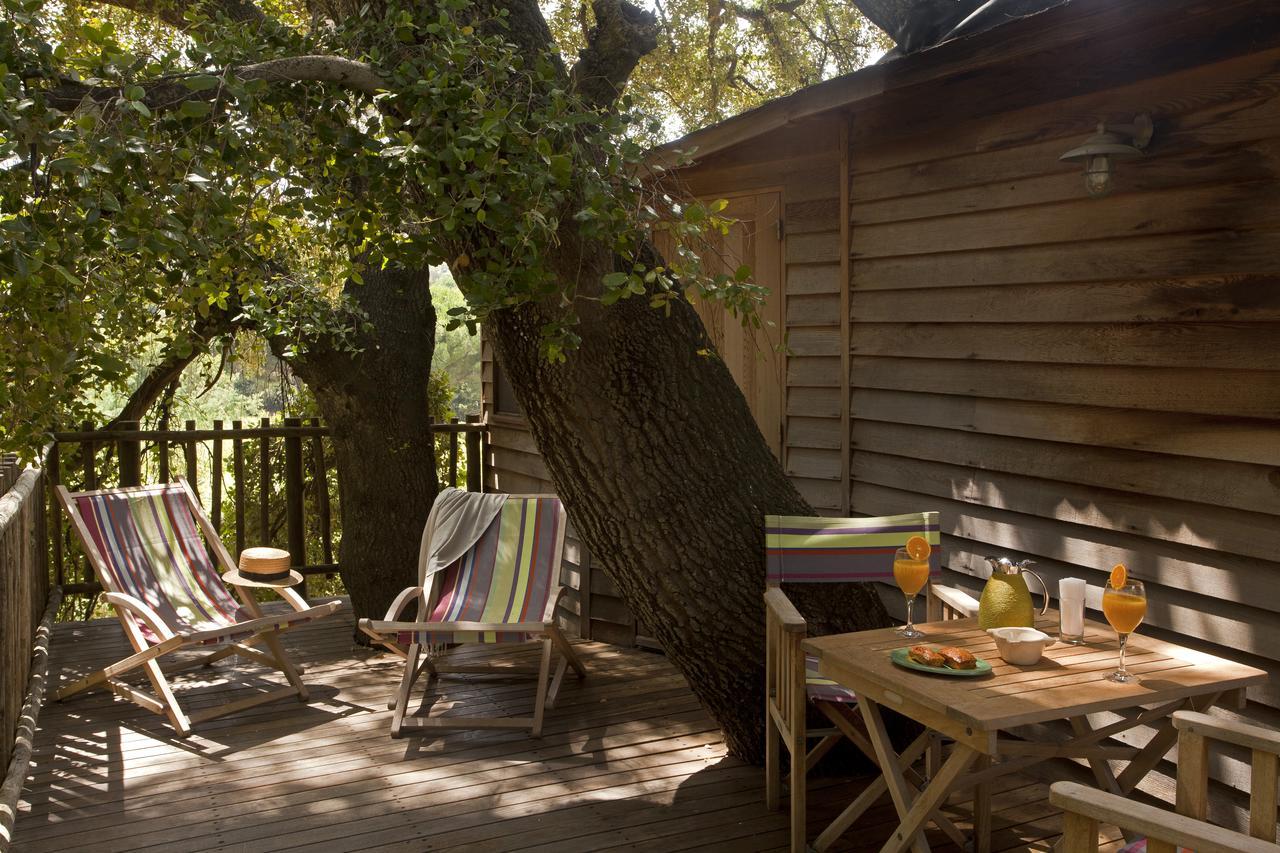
left=763, top=512, right=979, bottom=853
left=358, top=492, right=586, bottom=738
left=56, top=480, right=342, bottom=736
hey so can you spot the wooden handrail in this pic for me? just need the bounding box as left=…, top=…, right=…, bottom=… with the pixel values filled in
left=51, top=422, right=484, bottom=442
left=45, top=416, right=487, bottom=602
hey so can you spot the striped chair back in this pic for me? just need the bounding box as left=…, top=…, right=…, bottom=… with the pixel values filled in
left=73, top=484, right=244, bottom=639
left=417, top=495, right=566, bottom=644
left=765, top=512, right=941, bottom=585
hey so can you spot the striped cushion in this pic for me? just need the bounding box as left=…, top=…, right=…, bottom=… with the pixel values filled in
left=806, top=654, right=857, bottom=704
left=75, top=487, right=247, bottom=642
left=401, top=496, right=563, bottom=645
left=765, top=512, right=941, bottom=584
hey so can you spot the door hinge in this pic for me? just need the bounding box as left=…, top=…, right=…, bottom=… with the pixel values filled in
left=776, top=219, right=785, bottom=241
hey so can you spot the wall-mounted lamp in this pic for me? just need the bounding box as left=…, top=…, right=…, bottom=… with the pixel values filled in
left=1059, top=114, right=1153, bottom=198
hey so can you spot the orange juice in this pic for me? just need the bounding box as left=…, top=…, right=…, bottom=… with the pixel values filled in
left=1102, top=589, right=1146, bottom=634
left=893, top=558, right=930, bottom=596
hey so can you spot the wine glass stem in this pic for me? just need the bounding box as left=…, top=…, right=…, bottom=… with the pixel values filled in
left=904, top=594, right=915, bottom=631
left=1117, top=632, right=1128, bottom=674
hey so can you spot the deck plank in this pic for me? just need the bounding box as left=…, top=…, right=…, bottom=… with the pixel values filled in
left=14, top=603, right=1091, bottom=852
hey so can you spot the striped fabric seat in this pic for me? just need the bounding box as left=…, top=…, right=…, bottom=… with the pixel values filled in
left=75, top=486, right=310, bottom=645
left=765, top=512, right=941, bottom=584
left=399, top=496, right=564, bottom=646
left=805, top=654, right=856, bottom=704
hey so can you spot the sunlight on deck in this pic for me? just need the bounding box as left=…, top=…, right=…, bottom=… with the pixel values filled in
left=12, top=607, right=1105, bottom=852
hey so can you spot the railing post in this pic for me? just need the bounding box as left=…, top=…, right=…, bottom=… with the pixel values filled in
left=465, top=414, right=482, bottom=493
left=48, top=443, right=63, bottom=587
left=183, top=420, right=198, bottom=494
left=258, top=416, right=271, bottom=545
left=283, top=417, right=306, bottom=576
left=308, top=417, right=333, bottom=566
left=117, top=420, right=141, bottom=487
left=210, top=419, right=223, bottom=531
left=81, top=420, right=96, bottom=491
left=232, top=420, right=245, bottom=556
left=448, top=417, right=460, bottom=488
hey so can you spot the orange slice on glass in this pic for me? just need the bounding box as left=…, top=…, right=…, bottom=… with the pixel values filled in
left=905, top=535, right=931, bottom=561
left=1109, top=563, right=1128, bottom=590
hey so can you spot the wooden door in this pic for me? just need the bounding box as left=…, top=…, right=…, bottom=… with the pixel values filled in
left=689, top=192, right=785, bottom=459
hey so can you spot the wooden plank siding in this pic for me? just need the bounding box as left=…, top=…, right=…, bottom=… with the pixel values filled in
left=681, top=115, right=846, bottom=514
left=844, top=28, right=1280, bottom=755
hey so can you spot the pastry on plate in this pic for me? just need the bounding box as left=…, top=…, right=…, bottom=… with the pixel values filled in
left=937, top=646, right=977, bottom=670
left=908, top=645, right=946, bottom=668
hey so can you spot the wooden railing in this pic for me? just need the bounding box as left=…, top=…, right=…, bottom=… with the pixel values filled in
left=0, top=456, right=50, bottom=795
left=46, top=416, right=485, bottom=600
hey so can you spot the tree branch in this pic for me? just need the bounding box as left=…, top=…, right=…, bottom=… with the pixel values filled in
left=104, top=303, right=246, bottom=429
left=568, top=0, right=660, bottom=109
left=91, top=0, right=268, bottom=29
left=41, top=56, right=385, bottom=113
left=723, top=0, right=806, bottom=22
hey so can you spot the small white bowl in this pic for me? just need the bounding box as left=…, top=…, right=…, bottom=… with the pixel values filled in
left=987, top=627, right=1054, bottom=665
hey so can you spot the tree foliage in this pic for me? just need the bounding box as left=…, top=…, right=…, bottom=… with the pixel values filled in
left=546, top=0, right=889, bottom=139
left=0, top=0, right=768, bottom=453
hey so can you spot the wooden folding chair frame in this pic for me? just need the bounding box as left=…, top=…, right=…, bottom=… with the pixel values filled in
left=763, top=512, right=980, bottom=853
left=55, top=479, right=341, bottom=737
left=1052, top=710, right=1280, bottom=852
left=358, top=493, right=586, bottom=738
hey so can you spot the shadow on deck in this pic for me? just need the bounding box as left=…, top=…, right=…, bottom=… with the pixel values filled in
left=13, top=604, right=1115, bottom=852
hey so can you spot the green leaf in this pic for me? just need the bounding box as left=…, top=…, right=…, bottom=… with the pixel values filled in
left=601, top=271, right=628, bottom=289
left=179, top=100, right=212, bottom=118
left=182, top=75, right=221, bottom=92
left=548, top=153, right=572, bottom=186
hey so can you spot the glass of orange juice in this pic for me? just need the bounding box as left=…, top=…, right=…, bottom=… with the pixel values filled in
left=1102, top=579, right=1146, bottom=683
left=893, top=536, right=932, bottom=639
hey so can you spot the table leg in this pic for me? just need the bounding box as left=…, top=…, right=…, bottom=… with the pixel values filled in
left=1116, top=692, right=1221, bottom=794
left=879, top=743, right=980, bottom=853
left=1070, top=715, right=1123, bottom=796
left=860, top=698, right=933, bottom=853
left=972, top=755, right=991, bottom=853
left=815, top=730, right=967, bottom=851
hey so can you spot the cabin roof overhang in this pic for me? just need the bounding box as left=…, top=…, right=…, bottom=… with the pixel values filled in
left=648, top=0, right=1257, bottom=168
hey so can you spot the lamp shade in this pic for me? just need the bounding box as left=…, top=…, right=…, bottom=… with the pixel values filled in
left=1059, top=129, right=1145, bottom=163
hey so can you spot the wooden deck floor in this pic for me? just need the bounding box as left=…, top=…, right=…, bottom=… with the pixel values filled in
left=13, top=603, right=1121, bottom=852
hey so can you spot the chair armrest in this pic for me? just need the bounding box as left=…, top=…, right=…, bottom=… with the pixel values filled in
left=764, top=587, right=807, bottom=634
left=382, top=586, right=424, bottom=622
left=102, top=592, right=176, bottom=642
left=1173, top=710, right=1280, bottom=755
left=930, top=584, right=980, bottom=618
left=363, top=619, right=550, bottom=635
left=1049, top=781, right=1278, bottom=853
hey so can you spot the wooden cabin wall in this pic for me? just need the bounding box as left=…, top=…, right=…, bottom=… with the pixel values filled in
left=844, top=36, right=1280, bottom=767
left=680, top=116, right=847, bottom=514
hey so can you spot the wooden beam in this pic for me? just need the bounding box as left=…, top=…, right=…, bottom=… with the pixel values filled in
left=839, top=113, right=852, bottom=515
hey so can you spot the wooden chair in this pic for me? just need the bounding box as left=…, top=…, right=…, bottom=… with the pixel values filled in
left=764, top=511, right=979, bottom=853
left=55, top=480, right=342, bottom=736
left=358, top=492, right=586, bottom=738
left=1052, top=710, right=1280, bottom=852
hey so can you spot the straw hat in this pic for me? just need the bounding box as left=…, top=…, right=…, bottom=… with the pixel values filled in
left=224, top=546, right=302, bottom=587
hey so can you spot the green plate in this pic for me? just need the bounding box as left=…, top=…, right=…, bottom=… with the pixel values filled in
left=890, top=647, right=992, bottom=677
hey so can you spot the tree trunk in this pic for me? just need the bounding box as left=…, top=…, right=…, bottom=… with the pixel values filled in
left=490, top=281, right=889, bottom=763
left=288, top=264, right=439, bottom=620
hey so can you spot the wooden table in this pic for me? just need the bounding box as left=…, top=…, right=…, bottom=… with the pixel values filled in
left=802, top=614, right=1268, bottom=853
